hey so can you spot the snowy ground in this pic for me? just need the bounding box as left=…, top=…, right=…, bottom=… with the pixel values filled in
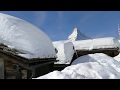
left=33, top=53, right=120, bottom=79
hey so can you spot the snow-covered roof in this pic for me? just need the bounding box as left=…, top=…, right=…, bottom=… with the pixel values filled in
left=0, top=13, right=57, bottom=59
left=73, top=37, right=120, bottom=51
left=53, top=41, right=75, bottom=64
left=33, top=53, right=120, bottom=79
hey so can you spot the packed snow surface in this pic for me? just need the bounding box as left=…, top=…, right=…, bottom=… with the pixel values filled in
left=0, top=13, right=56, bottom=59
left=34, top=53, right=120, bottom=79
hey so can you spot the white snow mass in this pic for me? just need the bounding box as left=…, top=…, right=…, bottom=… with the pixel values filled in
left=34, top=53, right=120, bottom=79
left=0, top=13, right=56, bottom=59
left=53, top=40, right=75, bottom=64
left=73, top=37, right=120, bottom=51
left=114, top=53, right=120, bottom=62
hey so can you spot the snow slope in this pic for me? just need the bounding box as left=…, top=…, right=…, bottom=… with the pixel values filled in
left=0, top=13, right=56, bottom=59
left=34, top=53, right=120, bottom=79
left=114, top=54, right=120, bottom=62
left=53, top=41, right=75, bottom=64
left=73, top=37, right=120, bottom=51
left=68, top=27, right=90, bottom=41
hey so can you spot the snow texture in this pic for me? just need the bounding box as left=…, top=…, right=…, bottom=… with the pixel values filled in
left=114, top=53, right=120, bottom=62
left=73, top=37, right=120, bottom=51
left=53, top=40, right=75, bottom=64
left=34, top=53, right=120, bottom=79
left=68, top=27, right=91, bottom=41
left=114, top=40, right=120, bottom=61
left=0, top=13, right=56, bottom=59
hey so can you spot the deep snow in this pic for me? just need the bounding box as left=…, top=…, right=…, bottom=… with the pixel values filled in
left=53, top=41, right=75, bottom=64
left=114, top=53, right=120, bottom=62
left=34, top=53, right=120, bottom=79
left=1, top=13, right=120, bottom=79
left=0, top=13, right=56, bottom=59
left=73, top=37, right=120, bottom=51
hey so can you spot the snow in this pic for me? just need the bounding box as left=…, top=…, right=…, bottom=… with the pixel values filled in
left=68, top=27, right=91, bottom=41
left=114, top=53, right=120, bottom=62
left=34, top=53, right=120, bottom=79
left=114, top=40, right=120, bottom=62
left=0, top=13, right=56, bottom=59
left=73, top=37, right=120, bottom=51
left=52, top=37, right=120, bottom=64
left=118, top=40, right=120, bottom=43
left=53, top=41, right=75, bottom=64
left=1, top=13, right=120, bottom=79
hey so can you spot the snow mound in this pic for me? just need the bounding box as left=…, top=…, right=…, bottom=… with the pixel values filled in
left=34, top=53, right=120, bottom=79
left=53, top=40, right=75, bottom=64
left=114, top=53, right=120, bottom=62
left=68, top=27, right=90, bottom=41
left=0, top=13, right=56, bottom=59
left=73, top=37, right=120, bottom=50
left=118, top=40, right=120, bottom=43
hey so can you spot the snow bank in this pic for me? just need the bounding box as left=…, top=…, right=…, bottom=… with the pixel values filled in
left=34, top=53, right=120, bottom=79
left=114, top=53, right=120, bottom=62
left=0, top=13, right=56, bottom=59
left=53, top=40, right=75, bottom=64
left=73, top=37, right=120, bottom=51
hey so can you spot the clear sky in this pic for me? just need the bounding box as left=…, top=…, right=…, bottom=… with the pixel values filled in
left=0, top=11, right=120, bottom=41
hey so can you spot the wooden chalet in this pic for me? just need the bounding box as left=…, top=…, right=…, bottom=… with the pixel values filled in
left=0, top=13, right=57, bottom=79
left=75, top=48, right=119, bottom=57
left=0, top=43, right=56, bottom=79
left=53, top=38, right=120, bottom=71
left=73, top=37, right=120, bottom=58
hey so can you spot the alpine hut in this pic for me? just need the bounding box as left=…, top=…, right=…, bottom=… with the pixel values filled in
left=0, top=13, right=57, bottom=79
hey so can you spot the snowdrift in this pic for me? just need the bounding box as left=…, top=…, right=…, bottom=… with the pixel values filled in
left=114, top=53, right=120, bottom=62
left=34, top=53, right=120, bottom=79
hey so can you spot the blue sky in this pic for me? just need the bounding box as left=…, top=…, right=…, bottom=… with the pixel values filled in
left=0, top=11, right=120, bottom=41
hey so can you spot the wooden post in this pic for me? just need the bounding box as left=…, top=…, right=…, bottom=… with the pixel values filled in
left=0, top=58, right=4, bottom=79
